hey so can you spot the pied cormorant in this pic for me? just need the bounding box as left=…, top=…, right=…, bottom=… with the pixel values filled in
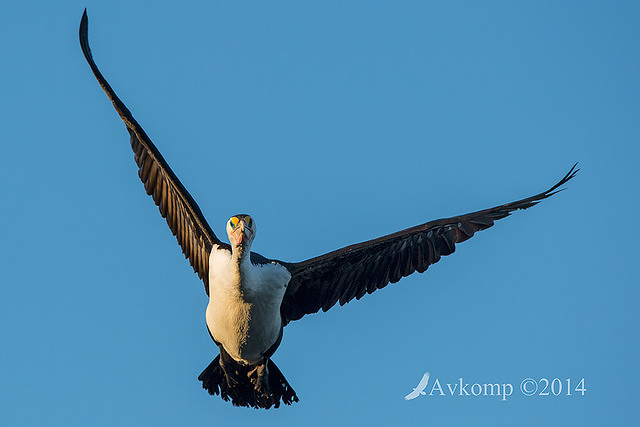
left=79, top=10, right=578, bottom=409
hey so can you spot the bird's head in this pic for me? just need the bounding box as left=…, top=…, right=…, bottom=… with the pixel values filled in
left=226, top=214, right=256, bottom=251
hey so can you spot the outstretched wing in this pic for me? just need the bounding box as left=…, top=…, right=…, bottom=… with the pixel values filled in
left=280, top=165, right=578, bottom=324
left=416, top=372, right=430, bottom=391
left=79, top=10, right=224, bottom=294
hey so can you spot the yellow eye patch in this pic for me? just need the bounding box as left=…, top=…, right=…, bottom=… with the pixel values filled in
left=229, top=217, right=239, bottom=229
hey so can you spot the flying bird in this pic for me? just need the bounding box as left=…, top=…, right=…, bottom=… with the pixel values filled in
left=79, top=10, right=578, bottom=409
left=405, top=372, right=431, bottom=400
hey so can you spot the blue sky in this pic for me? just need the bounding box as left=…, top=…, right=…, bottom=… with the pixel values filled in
left=1, top=1, right=638, bottom=425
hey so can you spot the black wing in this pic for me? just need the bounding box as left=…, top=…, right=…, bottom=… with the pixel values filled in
left=80, top=10, right=224, bottom=294
left=280, top=165, right=578, bottom=324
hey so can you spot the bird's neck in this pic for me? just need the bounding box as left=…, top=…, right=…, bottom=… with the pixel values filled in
left=231, top=244, right=251, bottom=270
left=229, top=245, right=253, bottom=293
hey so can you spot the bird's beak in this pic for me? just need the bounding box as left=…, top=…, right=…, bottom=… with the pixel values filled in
left=231, top=221, right=251, bottom=246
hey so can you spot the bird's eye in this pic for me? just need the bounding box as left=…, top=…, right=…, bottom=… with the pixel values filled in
left=246, top=217, right=253, bottom=228
left=229, top=217, right=238, bottom=229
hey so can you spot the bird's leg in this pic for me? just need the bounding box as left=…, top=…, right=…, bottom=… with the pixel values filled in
left=218, top=348, right=242, bottom=386
left=248, top=360, right=270, bottom=397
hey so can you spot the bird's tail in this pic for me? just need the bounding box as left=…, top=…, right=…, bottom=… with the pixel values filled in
left=198, top=350, right=298, bottom=409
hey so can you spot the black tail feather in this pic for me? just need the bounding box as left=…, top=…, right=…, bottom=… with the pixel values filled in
left=198, top=354, right=299, bottom=409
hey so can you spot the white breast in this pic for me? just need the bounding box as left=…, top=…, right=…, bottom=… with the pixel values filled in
left=205, top=247, right=291, bottom=364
